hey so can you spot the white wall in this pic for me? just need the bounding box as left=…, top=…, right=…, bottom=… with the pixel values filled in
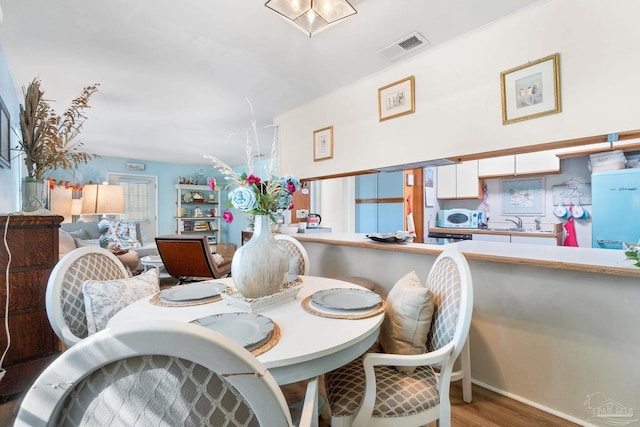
left=316, top=176, right=355, bottom=232
left=276, top=0, right=640, bottom=180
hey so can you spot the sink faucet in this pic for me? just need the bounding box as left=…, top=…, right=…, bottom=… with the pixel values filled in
left=506, top=216, right=523, bottom=229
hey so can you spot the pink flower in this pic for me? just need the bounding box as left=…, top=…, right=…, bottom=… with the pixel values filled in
left=246, top=174, right=261, bottom=186
left=208, top=177, right=216, bottom=191
left=285, top=181, right=296, bottom=194
left=222, top=210, right=234, bottom=224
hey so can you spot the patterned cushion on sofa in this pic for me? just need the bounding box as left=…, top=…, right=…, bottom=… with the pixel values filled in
left=102, top=220, right=142, bottom=250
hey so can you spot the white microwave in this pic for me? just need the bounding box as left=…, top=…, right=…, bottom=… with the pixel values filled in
left=436, top=209, right=480, bottom=228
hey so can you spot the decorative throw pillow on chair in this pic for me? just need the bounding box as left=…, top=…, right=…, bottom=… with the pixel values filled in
left=379, top=270, right=435, bottom=374
left=83, top=268, right=159, bottom=335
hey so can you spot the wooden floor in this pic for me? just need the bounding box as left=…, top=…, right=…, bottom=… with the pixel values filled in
left=1, top=381, right=579, bottom=426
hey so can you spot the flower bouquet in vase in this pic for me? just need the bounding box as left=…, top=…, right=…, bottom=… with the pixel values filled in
left=205, top=113, right=300, bottom=298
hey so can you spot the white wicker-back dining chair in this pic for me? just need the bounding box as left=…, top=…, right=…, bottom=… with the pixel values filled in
left=15, top=320, right=318, bottom=426
left=46, top=246, right=129, bottom=348
left=274, top=234, right=310, bottom=275
left=325, top=249, right=473, bottom=427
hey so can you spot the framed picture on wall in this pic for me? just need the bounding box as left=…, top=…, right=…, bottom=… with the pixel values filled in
left=378, top=76, right=415, bottom=121
left=0, top=96, right=10, bottom=169
left=500, top=53, right=561, bottom=125
left=313, top=126, right=333, bottom=161
left=501, top=178, right=545, bottom=215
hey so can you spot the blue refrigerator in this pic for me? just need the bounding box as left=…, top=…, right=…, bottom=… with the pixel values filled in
left=591, top=168, right=640, bottom=249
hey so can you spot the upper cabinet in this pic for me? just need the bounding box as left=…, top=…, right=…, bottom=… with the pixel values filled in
left=478, top=155, right=515, bottom=177
left=478, top=149, right=560, bottom=178
left=514, top=149, right=560, bottom=175
left=437, top=161, right=480, bottom=199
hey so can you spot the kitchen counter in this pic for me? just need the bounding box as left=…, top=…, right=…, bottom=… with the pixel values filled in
left=428, top=223, right=562, bottom=238
left=294, top=231, right=639, bottom=278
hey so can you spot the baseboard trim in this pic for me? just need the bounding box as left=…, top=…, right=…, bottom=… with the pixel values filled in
left=471, top=379, right=595, bottom=427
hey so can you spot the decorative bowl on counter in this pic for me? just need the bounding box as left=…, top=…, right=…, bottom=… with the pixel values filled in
left=278, top=225, right=299, bottom=235
left=366, top=231, right=414, bottom=243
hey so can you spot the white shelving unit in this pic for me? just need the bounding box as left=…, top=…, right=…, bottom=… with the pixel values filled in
left=174, top=184, right=221, bottom=244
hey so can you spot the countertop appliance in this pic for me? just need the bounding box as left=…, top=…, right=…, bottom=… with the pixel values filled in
left=436, top=209, right=480, bottom=229
left=591, top=168, right=640, bottom=249
left=307, top=213, right=321, bottom=229
left=427, top=230, right=473, bottom=244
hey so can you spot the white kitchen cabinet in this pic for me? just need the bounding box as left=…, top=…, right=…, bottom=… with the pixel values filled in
left=510, top=235, right=559, bottom=246
left=437, top=161, right=480, bottom=199
left=472, top=233, right=510, bottom=243
left=555, top=142, right=612, bottom=159
left=515, top=149, right=560, bottom=175
left=478, top=155, right=515, bottom=178
left=436, top=164, right=457, bottom=199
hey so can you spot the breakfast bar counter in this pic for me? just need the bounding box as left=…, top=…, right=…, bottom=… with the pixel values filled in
left=294, top=231, right=640, bottom=278
left=292, top=231, right=640, bottom=425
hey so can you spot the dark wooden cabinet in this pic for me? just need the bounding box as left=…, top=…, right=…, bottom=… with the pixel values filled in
left=0, top=214, right=63, bottom=401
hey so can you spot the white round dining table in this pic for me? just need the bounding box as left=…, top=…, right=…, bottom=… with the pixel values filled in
left=108, top=276, right=384, bottom=385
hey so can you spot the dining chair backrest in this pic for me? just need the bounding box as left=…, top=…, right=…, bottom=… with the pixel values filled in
left=46, top=245, right=129, bottom=348
left=425, top=250, right=473, bottom=364
left=155, top=235, right=231, bottom=282
left=274, top=234, right=310, bottom=275
left=15, top=321, right=297, bottom=427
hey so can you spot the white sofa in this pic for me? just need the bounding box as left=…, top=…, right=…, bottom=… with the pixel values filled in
left=59, top=221, right=158, bottom=272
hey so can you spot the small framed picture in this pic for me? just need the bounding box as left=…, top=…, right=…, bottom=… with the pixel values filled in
left=313, top=126, right=333, bottom=161
left=378, top=76, right=415, bottom=122
left=0, top=97, right=10, bottom=169
left=500, top=53, right=561, bottom=125
left=501, top=177, right=545, bottom=215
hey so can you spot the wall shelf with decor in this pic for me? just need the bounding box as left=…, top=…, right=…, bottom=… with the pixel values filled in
left=174, top=184, right=221, bottom=244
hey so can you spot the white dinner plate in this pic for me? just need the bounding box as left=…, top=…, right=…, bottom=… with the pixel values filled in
left=159, top=282, right=228, bottom=302
left=310, top=288, right=381, bottom=310
left=309, top=300, right=380, bottom=316
left=191, top=313, right=274, bottom=349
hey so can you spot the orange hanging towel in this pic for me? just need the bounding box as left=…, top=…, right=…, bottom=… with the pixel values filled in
left=563, top=216, right=579, bottom=247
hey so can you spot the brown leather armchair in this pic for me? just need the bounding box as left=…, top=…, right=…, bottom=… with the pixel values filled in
left=155, top=235, right=231, bottom=284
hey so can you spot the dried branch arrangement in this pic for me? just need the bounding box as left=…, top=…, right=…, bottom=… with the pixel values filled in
left=17, top=78, right=100, bottom=179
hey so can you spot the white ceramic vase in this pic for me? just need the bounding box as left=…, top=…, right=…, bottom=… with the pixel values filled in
left=231, top=214, right=289, bottom=298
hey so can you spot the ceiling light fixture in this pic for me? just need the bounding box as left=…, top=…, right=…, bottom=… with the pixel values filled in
left=265, top=0, right=357, bottom=37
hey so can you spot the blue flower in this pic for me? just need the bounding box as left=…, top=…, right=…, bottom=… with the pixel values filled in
left=229, top=185, right=258, bottom=211
left=280, top=175, right=300, bottom=193
left=278, top=193, right=293, bottom=210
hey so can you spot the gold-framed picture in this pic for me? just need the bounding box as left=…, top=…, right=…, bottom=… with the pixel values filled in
left=378, top=76, right=415, bottom=122
left=313, top=126, right=333, bottom=161
left=500, top=53, right=561, bottom=125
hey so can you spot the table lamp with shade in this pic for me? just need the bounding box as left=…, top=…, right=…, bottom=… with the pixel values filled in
left=70, top=198, right=83, bottom=223
left=81, top=183, right=125, bottom=248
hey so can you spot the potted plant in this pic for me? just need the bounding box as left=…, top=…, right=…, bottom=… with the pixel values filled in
left=17, top=78, right=99, bottom=211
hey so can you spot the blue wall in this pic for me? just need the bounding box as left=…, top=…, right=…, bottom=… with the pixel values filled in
left=47, top=155, right=278, bottom=248
left=0, top=44, right=22, bottom=214
left=47, top=156, right=223, bottom=237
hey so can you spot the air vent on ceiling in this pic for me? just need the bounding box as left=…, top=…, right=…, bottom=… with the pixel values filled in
left=377, top=32, right=430, bottom=61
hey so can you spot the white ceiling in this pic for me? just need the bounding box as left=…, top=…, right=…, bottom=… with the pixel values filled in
left=0, top=0, right=540, bottom=167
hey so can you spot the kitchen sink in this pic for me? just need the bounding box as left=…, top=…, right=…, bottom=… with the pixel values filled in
left=484, top=227, right=551, bottom=233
